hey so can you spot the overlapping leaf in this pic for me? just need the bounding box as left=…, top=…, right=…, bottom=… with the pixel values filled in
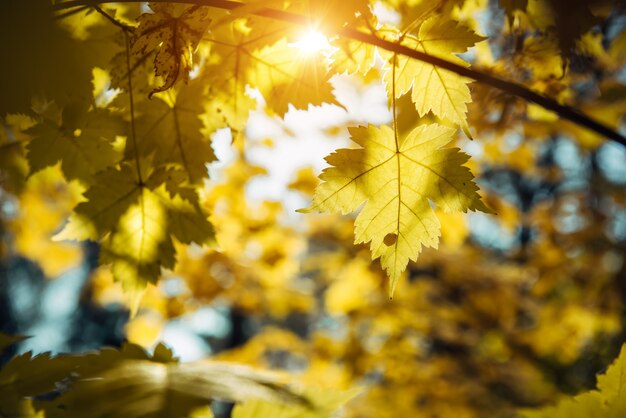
left=55, top=163, right=214, bottom=308
left=331, top=37, right=377, bottom=75
left=132, top=3, right=211, bottom=96
left=36, top=343, right=309, bottom=418
left=381, top=17, right=484, bottom=135
left=133, top=83, right=216, bottom=184
left=303, top=124, right=488, bottom=295
left=247, top=38, right=339, bottom=116
left=26, top=106, right=123, bottom=183
left=0, top=350, right=76, bottom=418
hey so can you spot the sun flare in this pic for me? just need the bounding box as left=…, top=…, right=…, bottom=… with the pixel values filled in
left=292, top=29, right=331, bottom=54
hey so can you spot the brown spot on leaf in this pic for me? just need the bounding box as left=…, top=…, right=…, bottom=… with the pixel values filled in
left=384, top=233, right=397, bottom=246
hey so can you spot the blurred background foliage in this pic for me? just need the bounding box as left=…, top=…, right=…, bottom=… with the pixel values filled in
left=1, top=0, right=626, bottom=417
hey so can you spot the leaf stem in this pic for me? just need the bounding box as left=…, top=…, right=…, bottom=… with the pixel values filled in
left=392, top=53, right=399, bottom=151
left=124, top=31, right=144, bottom=185
left=52, top=0, right=626, bottom=147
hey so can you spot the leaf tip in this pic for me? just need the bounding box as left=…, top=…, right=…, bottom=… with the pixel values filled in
left=296, top=205, right=315, bottom=214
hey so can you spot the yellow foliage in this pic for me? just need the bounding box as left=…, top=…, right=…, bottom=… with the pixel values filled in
left=324, top=257, right=381, bottom=315
left=9, top=166, right=83, bottom=278
left=125, top=313, right=164, bottom=348
left=520, top=304, right=620, bottom=363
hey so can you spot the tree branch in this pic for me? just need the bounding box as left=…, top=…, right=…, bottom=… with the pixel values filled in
left=93, top=4, right=133, bottom=32
left=51, top=0, right=626, bottom=147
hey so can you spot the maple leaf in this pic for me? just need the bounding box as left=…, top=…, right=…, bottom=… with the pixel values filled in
left=520, top=344, right=626, bottom=418
left=201, top=19, right=278, bottom=128
left=99, top=186, right=176, bottom=308
left=133, top=83, right=216, bottom=184
left=55, top=163, right=214, bottom=309
left=203, top=78, right=256, bottom=135
left=37, top=342, right=309, bottom=418
left=0, top=350, right=76, bottom=418
left=331, top=37, right=377, bottom=75
left=26, top=107, right=123, bottom=183
left=58, top=163, right=144, bottom=240
left=302, top=124, right=488, bottom=296
left=247, top=38, right=340, bottom=116
left=381, top=17, right=484, bottom=136
left=132, top=3, right=211, bottom=96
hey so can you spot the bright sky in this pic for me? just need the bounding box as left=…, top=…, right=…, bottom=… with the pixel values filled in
left=210, top=73, right=391, bottom=216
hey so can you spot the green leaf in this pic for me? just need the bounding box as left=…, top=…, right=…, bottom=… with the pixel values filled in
left=26, top=107, right=124, bottom=182
left=153, top=185, right=216, bottom=246
left=0, top=114, right=33, bottom=193
left=0, top=1, right=99, bottom=114
left=133, top=83, right=216, bottom=184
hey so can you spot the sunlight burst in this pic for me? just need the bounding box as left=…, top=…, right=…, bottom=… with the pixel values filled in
left=292, top=29, right=331, bottom=54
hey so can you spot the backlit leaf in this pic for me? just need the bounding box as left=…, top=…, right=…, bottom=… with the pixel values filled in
left=382, top=17, right=484, bottom=135
left=132, top=3, right=211, bottom=96
left=248, top=39, right=339, bottom=116
left=39, top=343, right=308, bottom=418
left=133, top=83, right=216, bottom=184
left=26, top=107, right=123, bottom=183
left=303, top=124, right=488, bottom=296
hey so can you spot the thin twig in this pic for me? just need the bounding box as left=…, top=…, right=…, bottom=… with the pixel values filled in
left=54, top=5, right=90, bottom=20
left=51, top=0, right=626, bottom=147
left=93, top=4, right=134, bottom=32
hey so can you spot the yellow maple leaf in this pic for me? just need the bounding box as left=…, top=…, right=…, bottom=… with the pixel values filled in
left=382, top=17, right=484, bottom=136
left=247, top=38, right=339, bottom=116
left=331, top=37, right=377, bottom=75
left=302, top=124, right=488, bottom=296
left=132, top=3, right=211, bottom=96
left=134, top=84, right=216, bottom=184
left=55, top=163, right=214, bottom=312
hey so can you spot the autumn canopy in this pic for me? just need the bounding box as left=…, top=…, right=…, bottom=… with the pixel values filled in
left=1, top=0, right=626, bottom=417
